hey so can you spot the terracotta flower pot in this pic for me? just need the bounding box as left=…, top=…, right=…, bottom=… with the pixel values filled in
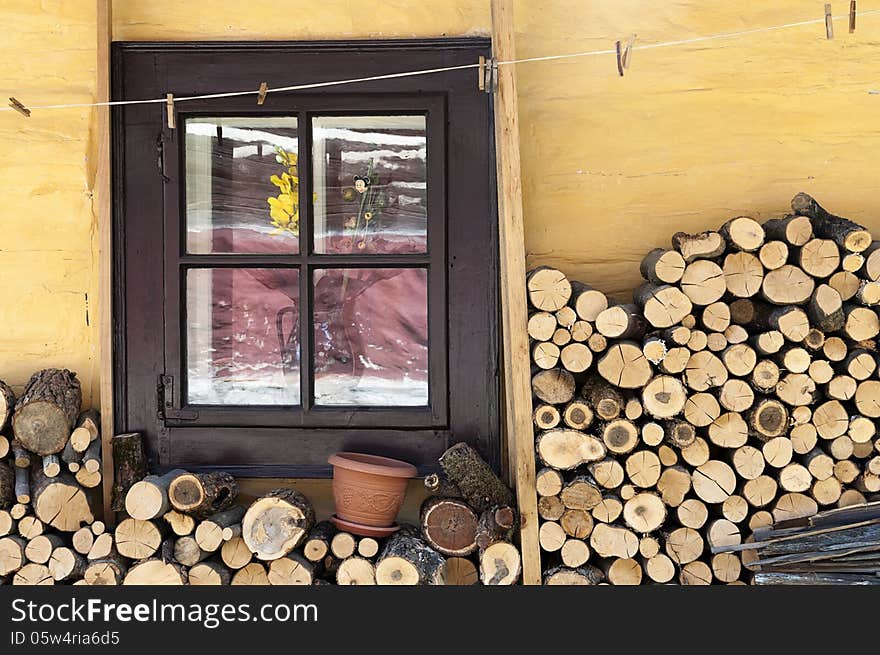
left=328, top=452, right=417, bottom=534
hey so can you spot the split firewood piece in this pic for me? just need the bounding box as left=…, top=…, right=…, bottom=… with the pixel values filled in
left=641, top=375, right=687, bottom=418
left=559, top=343, right=593, bottom=373
left=595, top=303, right=646, bottom=339
left=13, top=563, right=54, bottom=585
left=560, top=508, right=593, bottom=538
left=533, top=404, right=561, bottom=431
left=194, top=506, right=245, bottom=552
left=622, top=492, right=666, bottom=533
left=69, top=409, right=100, bottom=453
left=749, top=398, right=788, bottom=440
left=168, top=471, right=238, bottom=517
left=532, top=342, right=559, bottom=370
left=829, top=270, right=861, bottom=301
left=527, top=267, right=572, bottom=311
left=680, top=260, right=726, bottom=306
left=723, top=252, right=764, bottom=298
left=772, top=492, right=819, bottom=522
left=759, top=240, right=789, bottom=270
left=268, top=552, right=313, bottom=585
left=644, top=553, right=676, bottom=583
left=672, top=230, right=726, bottom=262
left=590, top=523, right=639, bottom=559
left=664, top=527, right=704, bottom=565
left=709, top=412, right=748, bottom=448
left=676, top=499, right=709, bottom=531
left=656, top=466, right=691, bottom=507
left=242, top=488, right=314, bottom=561
left=115, top=518, right=168, bottom=560
left=684, top=392, right=721, bottom=427
left=562, top=400, right=593, bottom=430
left=420, top=497, right=478, bottom=556
left=598, top=342, right=653, bottom=389
left=532, top=368, right=576, bottom=405
left=679, top=561, right=713, bottom=585
left=438, top=442, right=513, bottom=513
left=326, top=556, right=373, bottom=585
left=123, top=558, right=185, bottom=585
left=376, top=530, right=446, bottom=585
left=543, top=564, right=604, bottom=585
left=163, top=510, right=196, bottom=537
left=692, top=460, right=736, bottom=504
left=11, top=369, right=81, bottom=456
left=761, top=265, right=814, bottom=305
left=799, top=238, right=841, bottom=278
left=570, top=282, right=609, bottom=321
left=640, top=248, right=687, bottom=284
left=763, top=214, right=813, bottom=246
left=173, top=535, right=211, bottom=567
left=634, top=283, right=692, bottom=328
left=683, top=351, right=727, bottom=391
left=189, top=560, right=231, bottom=585
left=842, top=251, right=865, bottom=272
left=527, top=312, right=557, bottom=341
left=48, top=547, right=86, bottom=582
left=625, top=450, right=662, bottom=489
left=24, top=533, right=64, bottom=565
left=221, top=537, right=252, bottom=570
left=602, top=419, right=640, bottom=455
left=0, top=536, right=26, bottom=575
left=110, top=433, right=147, bottom=513
left=32, top=471, right=93, bottom=532
left=791, top=192, right=872, bottom=252
left=536, top=429, right=606, bottom=470
left=231, top=562, right=269, bottom=585
left=125, top=469, right=188, bottom=521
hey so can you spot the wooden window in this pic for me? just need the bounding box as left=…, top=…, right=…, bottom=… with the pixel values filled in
left=112, top=40, right=499, bottom=476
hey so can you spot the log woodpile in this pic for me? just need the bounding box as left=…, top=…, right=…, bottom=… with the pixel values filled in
left=530, top=194, right=880, bottom=585
left=1, top=393, right=516, bottom=586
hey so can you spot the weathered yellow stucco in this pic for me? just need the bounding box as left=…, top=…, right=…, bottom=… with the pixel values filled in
left=1, top=2, right=878, bottom=476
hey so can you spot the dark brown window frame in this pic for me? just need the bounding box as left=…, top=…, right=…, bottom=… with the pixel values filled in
left=112, top=39, right=500, bottom=477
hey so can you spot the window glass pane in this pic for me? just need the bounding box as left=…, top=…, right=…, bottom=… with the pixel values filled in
left=186, top=268, right=300, bottom=405
left=185, top=117, right=300, bottom=254
left=312, top=116, right=427, bottom=254
left=313, top=268, right=428, bottom=406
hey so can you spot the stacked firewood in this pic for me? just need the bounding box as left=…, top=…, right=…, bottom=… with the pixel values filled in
left=3, top=406, right=517, bottom=585
left=530, top=193, right=880, bottom=585
left=725, top=500, right=880, bottom=585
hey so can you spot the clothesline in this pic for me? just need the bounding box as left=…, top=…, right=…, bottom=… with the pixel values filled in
left=3, top=7, right=880, bottom=114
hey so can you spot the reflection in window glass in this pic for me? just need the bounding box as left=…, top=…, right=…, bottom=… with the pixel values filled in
left=187, top=268, right=300, bottom=405
left=313, top=268, right=428, bottom=406
left=185, top=117, right=300, bottom=254
left=312, top=116, right=427, bottom=255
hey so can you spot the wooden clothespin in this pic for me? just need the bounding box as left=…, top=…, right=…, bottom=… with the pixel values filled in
left=825, top=3, right=834, bottom=39
left=166, top=93, right=175, bottom=129
left=257, top=82, right=268, bottom=105
left=622, top=34, right=637, bottom=70
left=849, top=0, right=857, bottom=33
left=478, top=56, right=497, bottom=93
left=478, top=56, right=486, bottom=91
left=615, top=41, right=624, bottom=77
left=8, top=97, right=30, bottom=117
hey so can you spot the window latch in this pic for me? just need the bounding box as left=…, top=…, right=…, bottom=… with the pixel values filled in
left=158, top=374, right=199, bottom=421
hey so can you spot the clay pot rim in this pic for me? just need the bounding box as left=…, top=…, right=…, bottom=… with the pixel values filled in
left=328, top=452, right=417, bottom=478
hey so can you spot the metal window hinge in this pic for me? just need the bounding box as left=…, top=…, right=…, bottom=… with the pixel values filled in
left=158, top=375, right=199, bottom=421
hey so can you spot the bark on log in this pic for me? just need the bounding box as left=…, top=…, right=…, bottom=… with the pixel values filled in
left=0, top=463, right=13, bottom=509
left=375, top=531, right=446, bottom=585
left=110, top=433, right=147, bottom=513
left=69, top=409, right=99, bottom=453
left=640, top=248, right=686, bottom=284
left=12, top=369, right=81, bottom=455
left=48, top=547, right=86, bottom=582
left=125, top=469, right=187, bottom=521
left=302, top=520, right=336, bottom=562
left=671, top=230, right=726, bottom=262
left=570, top=281, right=609, bottom=321
left=194, top=506, right=246, bottom=552
left=479, top=540, right=521, bottom=586
left=189, top=560, right=232, bottom=586
left=791, top=192, right=872, bottom=252
left=268, top=551, right=314, bottom=585
left=543, top=564, right=604, bottom=585
left=438, top=442, right=513, bottom=513
left=168, top=471, right=238, bottom=517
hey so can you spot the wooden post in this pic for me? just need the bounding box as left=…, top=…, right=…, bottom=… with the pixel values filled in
left=96, top=0, right=115, bottom=524
left=491, top=0, right=540, bottom=585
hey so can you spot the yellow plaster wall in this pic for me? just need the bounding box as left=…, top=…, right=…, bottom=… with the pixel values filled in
left=1, top=0, right=879, bottom=447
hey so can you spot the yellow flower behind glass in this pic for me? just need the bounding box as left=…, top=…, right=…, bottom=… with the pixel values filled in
left=267, top=148, right=300, bottom=236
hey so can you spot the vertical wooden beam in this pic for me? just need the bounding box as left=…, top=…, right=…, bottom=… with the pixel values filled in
left=491, top=0, right=541, bottom=585
left=96, top=0, right=115, bottom=524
